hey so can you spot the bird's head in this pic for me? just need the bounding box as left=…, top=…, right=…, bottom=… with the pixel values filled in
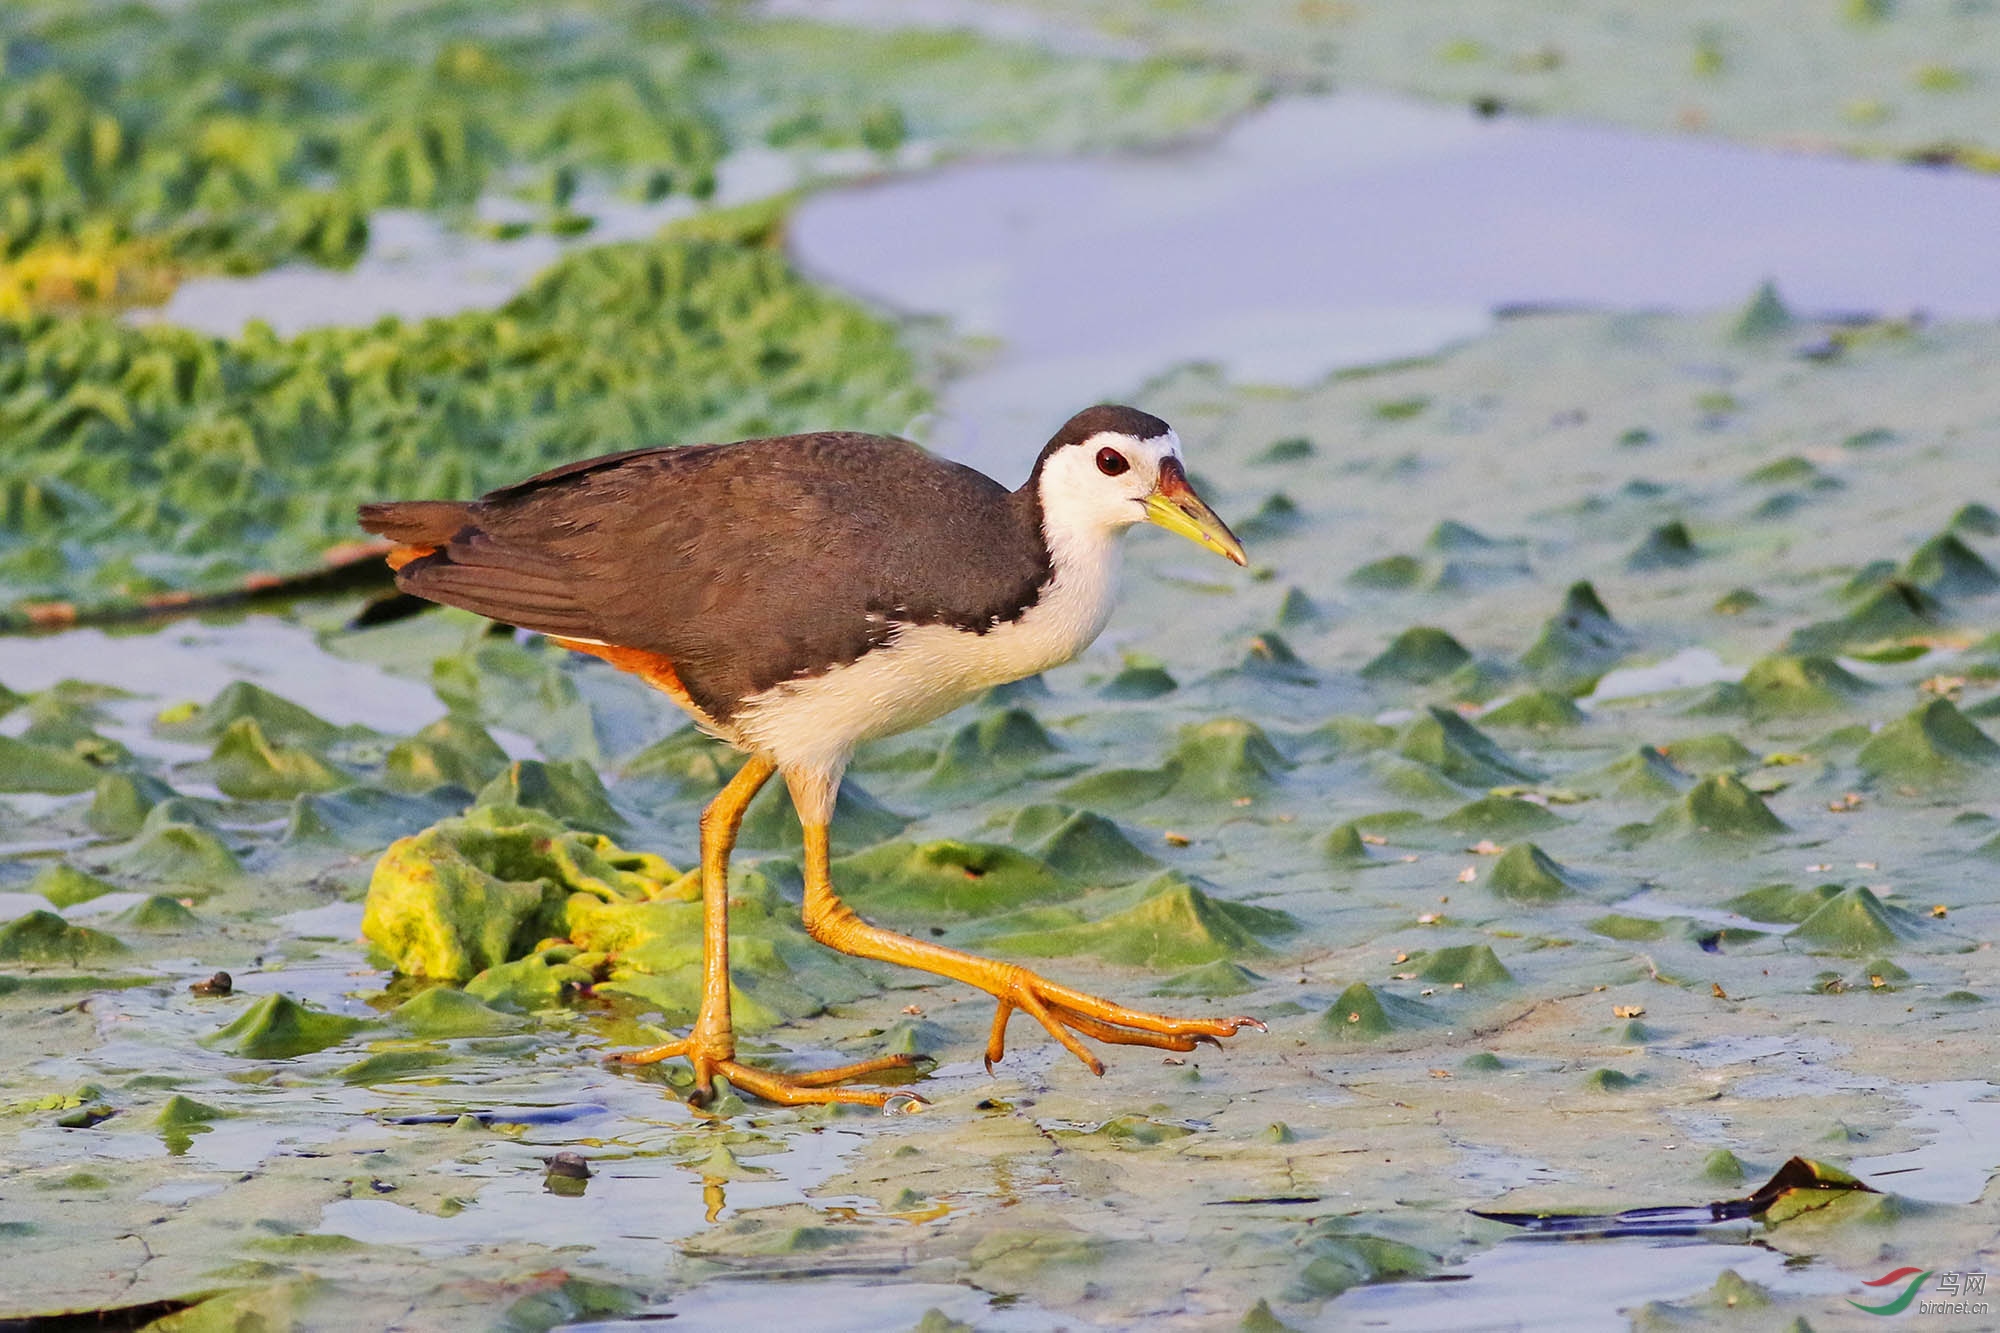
left=1030, top=405, right=1247, bottom=566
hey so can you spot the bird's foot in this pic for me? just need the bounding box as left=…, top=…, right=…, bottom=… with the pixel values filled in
left=610, top=1036, right=928, bottom=1111
left=979, top=964, right=1264, bottom=1075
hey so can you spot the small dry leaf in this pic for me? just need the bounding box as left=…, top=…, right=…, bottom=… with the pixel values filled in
left=1855, top=860, right=1878, bottom=871
left=1869, top=975, right=1887, bottom=989
left=1399, top=854, right=1421, bottom=863
left=1163, top=830, right=1191, bottom=847
left=1613, top=1004, right=1645, bottom=1019
left=1428, top=1068, right=1452, bottom=1079
left=1346, top=1011, right=1362, bottom=1024
left=1828, top=792, right=1863, bottom=813
left=1420, top=987, right=1436, bottom=997
left=1360, top=833, right=1388, bottom=846
left=1417, top=912, right=1442, bottom=925
left=1932, top=904, right=1949, bottom=918
left=1456, top=866, right=1477, bottom=884
left=1467, top=840, right=1502, bottom=855
left=1164, top=1056, right=1186, bottom=1066
left=1232, top=796, right=1253, bottom=807
left=901, top=1005, right=924, bottom=1016
left=1394, top=951, right=1410, bottom=964
left=1711, top=983, right=1730, bottom=1000
left=1393, top=971, right=1417, bottom=981
left=1807, top=863, right=1832, bottom=873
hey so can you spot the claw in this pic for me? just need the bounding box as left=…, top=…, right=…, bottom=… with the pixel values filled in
left=1193, top=1034, right=1222, bottom=1050
left=1233, top=1016, right=1268, bottom=1033
left=883, top=1091, right=929, bottom=1115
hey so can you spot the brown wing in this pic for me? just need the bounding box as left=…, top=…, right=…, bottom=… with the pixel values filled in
left=357, top=435, right=1048, bottom=721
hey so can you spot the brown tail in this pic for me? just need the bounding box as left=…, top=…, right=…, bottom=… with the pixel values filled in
left=355, top=498, right=601, bottom=640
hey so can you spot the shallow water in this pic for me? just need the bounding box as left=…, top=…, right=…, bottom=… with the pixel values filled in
left=790, top=91, right=2000, bottom=478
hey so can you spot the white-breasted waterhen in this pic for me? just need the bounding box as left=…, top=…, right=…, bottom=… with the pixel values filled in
left=358, top=404, right=1260, bottom=1108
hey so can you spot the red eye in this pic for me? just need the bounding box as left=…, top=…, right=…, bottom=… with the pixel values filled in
left=1095, top=447, right=1130, bottom=476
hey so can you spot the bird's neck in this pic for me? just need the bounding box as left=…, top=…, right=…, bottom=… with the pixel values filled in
left=1016, top=484, right=1124, bottom=664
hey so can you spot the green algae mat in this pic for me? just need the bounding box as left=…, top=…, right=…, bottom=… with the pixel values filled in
left=5, top=294, right=2000, bottom=1327
left=988, top=0, right=2000, bottom=169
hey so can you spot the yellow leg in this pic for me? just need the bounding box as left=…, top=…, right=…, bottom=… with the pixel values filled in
left=609, top=755, right=924, bottom=1109
left=796, top=820, right=1263, bottom=1076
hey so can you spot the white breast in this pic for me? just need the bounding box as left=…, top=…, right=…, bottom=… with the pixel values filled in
left=730, top=522, right=1123, bottom=787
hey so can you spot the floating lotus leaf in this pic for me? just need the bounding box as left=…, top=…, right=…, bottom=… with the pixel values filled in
left=28, top=863, right=119, bottom=909
left=85, top=771, right=176, bottom=837
left=1149, top=960, right=1264, bottom=997
left=0, top=734, right=100, bottom=794
left=1488, top=843, right=1579, bottom=902
left=1318, top=982, right=1436, bottom=1042
left=1347, top=554, right=1425, bottom=590
left=1241, top=631, right=1316, bottom=684
left=1788, top=580, right=1944, bottom=654
left=1520, top=582, right=1633, bottom=693
left=1655, top=732, right=1758, bottom=774
left=1790, top=886, right=1921, bottom=954
left=1253, top=436, right=1315, bottom=465
left=1396, top=707, right=1541, bottom=785
left=1701, top=1149, right=1749, bottom=1184
left=1089, top=1113, right=1194, bottom=1145
left=465, top=952, right=595, bottom=1012
left=475, top=759, right=624, bottom=833
left=114, top=895, right=200, bottom=931
left=386, top=714, right=510, bottom=792
left=1416, top=944, right=1513, bottom=987
left=739, top=777, right=909, bottom=853
left=1162, top=718, right=1291, bottom=801
left=1643, top=774, right=1786, bottom=839
left=201, top=993, right=370, bottom=1059
left=1725, top=882, right=1844, bottom=923
left=979, top=875, right=1295, bottom=967
left=1951, top=502, right=2000, bottom=536
left=1368, top=755, right=1472, bottom=803
left=1905, top=531, right=2000, bottom=597
left=1009, top=806, right=1161, bottom=885
left=363, top=804, right=673, bottom=981
left=282, top=784, right=465, bottom=850
left=156, top=681, right=344, bottom=747
left=1438, top=796, right=1565, bottom=838
left=1237, top=492, right=1303, bottom=540
left=1574, top=747, right=1690, bottom=801
left=389, top=986, right=528, bottom=1038
left=1427, top=520, right=1504, bottom=551
left=1299, top=715, right=1395, bottom=758
left=1730, top=280, right=1793, bottom=340
left=0, top=910, right=129, bottom=964
left=1100, top=664, right=1178, bottom=699
left=833, top=839, right=1076, bottom=921
left=207, top=717, right=348, bottom=800
left=1479, top=690, right=1584, bottom=730
left=1360, top=626, right=1470, bottom=683
left=1626, top=520, right=1699, bottom=571
left=1293, top=1227, right=1436, bottom=1297
left=1857, top=699, right=2000, bottom=785
left=620, top=725, right=746, bottom=794
left=925, top=707, right=1059, bottom=788
left=1276, top=586, right=1320, bottom=626
left=103, top=818, right=240, bottom=885
left=1729, top=654, right=1875, bottom=718
left=1057, top=764, right=1179, bottom=808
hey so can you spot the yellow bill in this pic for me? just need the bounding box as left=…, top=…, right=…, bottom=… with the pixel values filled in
left=1143, top=457, right=1248, bottom=566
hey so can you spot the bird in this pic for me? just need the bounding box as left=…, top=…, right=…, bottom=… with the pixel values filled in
left=358, top=403, right=1261, bottom=1108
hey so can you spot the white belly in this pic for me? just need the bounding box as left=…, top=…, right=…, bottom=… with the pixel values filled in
left=731, top=540, right=1121, bottom=781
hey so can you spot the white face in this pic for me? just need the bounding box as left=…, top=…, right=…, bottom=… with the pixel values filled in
left=1036, top=428, right=1183, bottom=540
